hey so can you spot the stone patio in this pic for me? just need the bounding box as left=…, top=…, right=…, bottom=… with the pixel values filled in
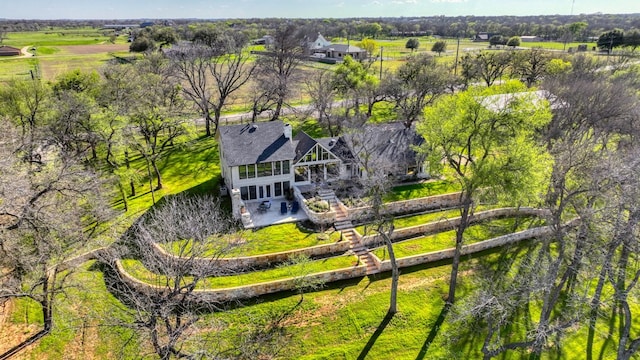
left=244, top=199, right=309, bottom=228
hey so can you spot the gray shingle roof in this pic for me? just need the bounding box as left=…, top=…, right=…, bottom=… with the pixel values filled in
left=341, top=122, right=424, bottom=169
left=219, top=121, right=295, bottom=167
left=293, top=131, right=317, bottom=162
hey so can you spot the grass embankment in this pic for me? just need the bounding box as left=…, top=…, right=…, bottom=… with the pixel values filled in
left=356, top=205, right=498, bottom=235
left=384, top=180, right=461, bottom=202
left=121, top=254, right=358, bottom=289
left=2, top=262, right=141, bottom=359
left=372, top=217, right=545, bottom=259
left=206, top=240, right=624, bottom=360
left=164, top=222, right=342, bottom=257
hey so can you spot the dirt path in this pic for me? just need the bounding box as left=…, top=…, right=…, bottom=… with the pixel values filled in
left=20, top=46, right=33, bottom=57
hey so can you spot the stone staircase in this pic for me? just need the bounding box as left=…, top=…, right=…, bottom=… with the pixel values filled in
left=318, top=189, right=353, bottom=230
left=319, top=188, right=379, bottom=275
left=342, top=228, right=379, bottom=275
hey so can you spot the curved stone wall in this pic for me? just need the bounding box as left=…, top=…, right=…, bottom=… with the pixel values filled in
left=112, top=223, right=554, bottom=304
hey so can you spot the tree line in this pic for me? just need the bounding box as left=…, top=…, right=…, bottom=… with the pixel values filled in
left=2, top=19, right=640, bottom=358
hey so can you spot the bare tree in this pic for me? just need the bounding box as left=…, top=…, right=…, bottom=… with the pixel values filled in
left=253, top=24, right=306, bottom=121
left=106, top=194, right=239, bottom=360
left=169, top=44, right=218, bottom=136
left=340, top=126, right=400, bottom=315
left=460, top=51, right=512, bottom=87
left=510, top=48, right=553, bottom=87
left=0, top=120, right=110, bottom=359
left=386, top=54, right=451, bottom=128
left=209, top=42, right=255, bottom=134
left=304, top=69, right=341, bottom=136
left=127, top=57, right=192, bottom=192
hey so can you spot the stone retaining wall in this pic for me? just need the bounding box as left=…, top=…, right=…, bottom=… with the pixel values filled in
left=115, top=259, right=367, bottom=303
left=293, top=186, right=336, bottom=225
left=113, top=223, right=554, bottom=304
left=378, top=226, right=553, bottom=271
left=360, top=207, right=549, bottom=248
left=144, top=207, right=547, bottom=274
left=150, top=240, right=351, bottom=272
left=348, top=192, right=463, bottom=220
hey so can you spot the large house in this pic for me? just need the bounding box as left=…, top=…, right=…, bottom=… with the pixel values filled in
left=218, top=121, right=427, bottom=222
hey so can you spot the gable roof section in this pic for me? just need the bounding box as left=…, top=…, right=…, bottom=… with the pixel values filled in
left=341, top=122, right=424, bottom=168
left=219, top=121, right=295, bottom=167
left=293, top=131, right=317, bottom=162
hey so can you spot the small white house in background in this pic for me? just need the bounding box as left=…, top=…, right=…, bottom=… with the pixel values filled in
left=309, top=33, right=332, bottom=50
left=217, top=121, right=428, bottom=221
left=520, top=35, right=542, bottom=42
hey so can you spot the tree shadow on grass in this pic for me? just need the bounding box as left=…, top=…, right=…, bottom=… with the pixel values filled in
left=415, top=304, right=450, bottom=360
left=357, top=311, right=395, bottom=360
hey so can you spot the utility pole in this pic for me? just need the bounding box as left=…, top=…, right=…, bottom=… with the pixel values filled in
left=379, top=46, right=383, bottom=80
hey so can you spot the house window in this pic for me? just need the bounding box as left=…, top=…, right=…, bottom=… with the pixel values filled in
left=257, top=162, right=272, bottom=177
left=247, top=164, right=256, bottom=178
left=283, top=181, right=290, bottom=194
left=274, top=182, right=282, bottom=197
left=239, top=165, right=247, bottom=180
left=240, top=186, right=249, bottom=200
left=249, top=185, right=257, bottom=200
left=274, top=161, right=281, bottom=176
left=283, top=160, right=290, bottom=174
left=259, top=186, right=264, bottom=198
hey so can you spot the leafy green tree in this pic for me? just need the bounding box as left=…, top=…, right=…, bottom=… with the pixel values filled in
left=431, top=40, right=447, bottom=55
left=597, top=29, right=624, bottom=52
left=357, top=22, right=383, bottom=38
left=405, top=38, right=420, bottom=52
left=417, top=80, right=553, bottom=306
left=506, top=36, right=520, bottom=47
left=489, top=35, right=507, bottom=47
left=129, top=35, right=155, bottom=53
left=357, top=37, right=378, bottom=58
left=624, top=28, right=640, bottom=52
left=332, top=55, right=377, bottom=120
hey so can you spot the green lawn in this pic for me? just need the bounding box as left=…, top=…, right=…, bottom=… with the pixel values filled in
left=0, top=57, right=38, bottom=81
left=164, top=222, right=342, bottom=257
left=121, top=254, right=359, bottom=289
left=373, top=217, right=544, bottom=259
left=1, top=28, right=116, bottom=47
left=356, top=205, right=498, bottom=235
left=384, top=180, right=461, bottom=202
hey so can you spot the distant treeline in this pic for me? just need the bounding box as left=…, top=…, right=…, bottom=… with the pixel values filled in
left=1, top=14, right=640, bottom=41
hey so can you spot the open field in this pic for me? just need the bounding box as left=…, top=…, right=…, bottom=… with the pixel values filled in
left=1, top=28, right=123, bottom=47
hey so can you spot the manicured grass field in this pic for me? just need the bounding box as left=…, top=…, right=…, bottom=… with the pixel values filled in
left=384, top=180, right=461, bottom=202
left=164, top=222, right=342, bottom=257
left=121, top=254, right=359, bottom=289
left=356, top=205, right=498, bottom=235
left=1, top=28, right=119, bottom=47
left=372, top=217, right=544, bottom=259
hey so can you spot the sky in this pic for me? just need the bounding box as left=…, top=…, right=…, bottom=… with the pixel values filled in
left=0, top=0, right=639, bottom=20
